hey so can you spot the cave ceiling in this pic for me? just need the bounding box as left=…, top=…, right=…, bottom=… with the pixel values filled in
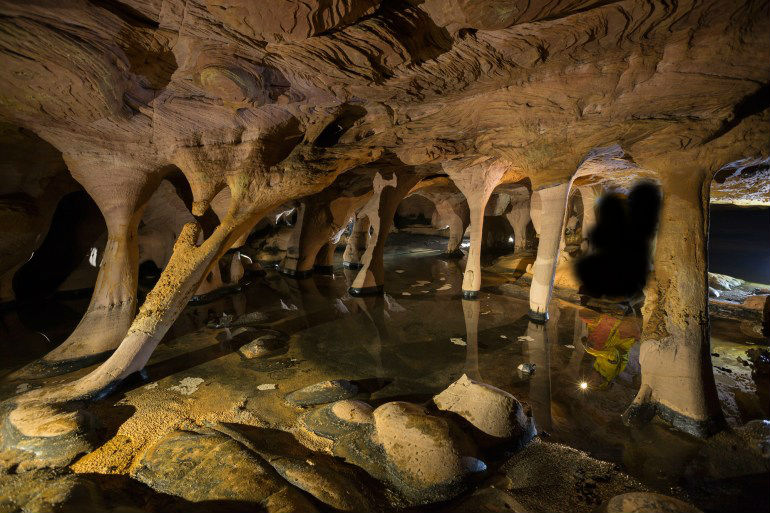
left=0, top=0, right=767, bottom=198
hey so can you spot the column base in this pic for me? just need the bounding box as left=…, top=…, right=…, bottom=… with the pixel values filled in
left=349, top=285, right=384, bottom=297
left=528, top=310, right=549, bottom=323
left=313, top=265, right=334, bottom=276
left=462, top=289, right=479, bottom=300
left=278, top=267, right=314, bottom=279
left=622, top=400, right=724, bottom=438
left=342, top=261, right=364, bottom=270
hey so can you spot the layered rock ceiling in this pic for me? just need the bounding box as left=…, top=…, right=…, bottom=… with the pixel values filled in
left=1, top=0, right=768, bottom=185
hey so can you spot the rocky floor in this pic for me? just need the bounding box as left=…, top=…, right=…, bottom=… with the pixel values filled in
left=0, top=236, right=768, bottom=513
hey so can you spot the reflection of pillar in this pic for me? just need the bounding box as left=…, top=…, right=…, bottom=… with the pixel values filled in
left=352, top=295, right=386, bottom=381
left=350, top=170, right=420, bottom=296
left=525, top=320, right=552, bottom=431
left=445, top=159, right=508, bottom=299
left=462, top=299, right=481, bottom=380
left=343, top=215, right=369, bottom=269
left=565, top=309, right=588, bottom=380
left=506, top=188, right=532, bottom=252
left=528, top=183, right=570, bottom=321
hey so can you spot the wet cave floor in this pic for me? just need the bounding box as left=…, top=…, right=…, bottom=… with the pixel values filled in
left=0, top=234, right=768, bottom=513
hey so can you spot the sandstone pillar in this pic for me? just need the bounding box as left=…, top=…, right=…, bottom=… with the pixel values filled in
left=279, top=202, right=314, bottom=278
left=622, top=171, right=723, bottom=437
left=578, top=185, right=600, bottom=252
left=437, top=199, right=470, bottom=256
left=282, top=191, right=369, bottom=278
left=505, top=188, right=533, bottom=252
left=343, top=215, right=369, bottom=269
left=314, top=242, right=336, bottom=274
left=349, top=171, right=420, bottom=296
left=444, top=159, right=508, bottom=299
left=11, top=159, right=159, bottom=378
left=528, top=183, right=570, bottom=321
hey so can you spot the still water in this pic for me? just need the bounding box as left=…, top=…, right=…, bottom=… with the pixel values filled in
left=0, top=235, right=767, bottom=511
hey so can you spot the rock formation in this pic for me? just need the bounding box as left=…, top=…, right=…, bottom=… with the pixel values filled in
left=0, top=0, right=767, bottom=487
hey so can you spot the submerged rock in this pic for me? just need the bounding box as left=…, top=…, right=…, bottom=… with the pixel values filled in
left=433, top=374, right=536, bottom=447
left=210, top=423, right=379, bottom=512
left=738, top=419, right=770, bottom=458
left=132, top=429, right=317, bottom=512
left=302, top=399, right=373, bottom=440
left=231, top=311, right=269, bottom=326
left=449, top=486, right=528, bottom=513
left=596, top=492, right=702, bottom=513
left=372, top=401, right=478, bottom=504
left=517, top=363, right=536, bottom=374
left=238, top=334, right=285, bottom=359
left=285, top=380, right=358, bottom=407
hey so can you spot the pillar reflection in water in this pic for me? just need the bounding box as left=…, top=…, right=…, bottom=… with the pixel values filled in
left=523, top=305, right=559, bottom=431
left=461, top=298, right=481, bottom=381
left=350, top=294, right=388, bottom=382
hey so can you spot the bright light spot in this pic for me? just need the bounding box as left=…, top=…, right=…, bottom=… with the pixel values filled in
left=579, top=381, right=588, bottom=390
left=460, top=241, right=470, bottom=249
left=508, top=236, right=514, bottom=243
left=88, top=247, right=99, bottom=267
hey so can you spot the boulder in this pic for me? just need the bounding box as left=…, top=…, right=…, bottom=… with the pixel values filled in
left=372, top=401, right=478, bottom=504
left=596, top=492, right=702, bottom=513
left=433, top=374, right=536, bottom=447
left=285, top=380, right=358, bottom=407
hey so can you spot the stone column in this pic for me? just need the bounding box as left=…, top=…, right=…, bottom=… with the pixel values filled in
left=314, top=242, right=336, bottom=274
left=505, top=188, right=533, bottom=252
left=11, top=155, right=160, bottom=378
left=623, top=170, right=723, bottom=437
left=437, top=198, right=470, bottom=257
left=578, top=185, right=600, bottom=252
left=279, top=202, right=316, bottom=278
left=444, top=159, right=508, bottom=299
left=343, top=214, right=369, bottom=269
left=349, top=170, right=420, bottom=296
left=528, top=182, right=570, bottom=321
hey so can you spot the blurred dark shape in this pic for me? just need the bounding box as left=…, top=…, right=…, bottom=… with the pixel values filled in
left=576, top=181, right=661, bottom=298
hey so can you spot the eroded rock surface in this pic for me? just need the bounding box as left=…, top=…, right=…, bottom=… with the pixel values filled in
left=132, top=428, right=318, bottom=511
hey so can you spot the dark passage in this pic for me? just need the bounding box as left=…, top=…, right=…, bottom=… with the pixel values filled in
left=709, top=205, right=770, bottom=284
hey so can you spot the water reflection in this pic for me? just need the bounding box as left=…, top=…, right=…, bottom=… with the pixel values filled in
left=0, top=236, right=766, bottom=501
